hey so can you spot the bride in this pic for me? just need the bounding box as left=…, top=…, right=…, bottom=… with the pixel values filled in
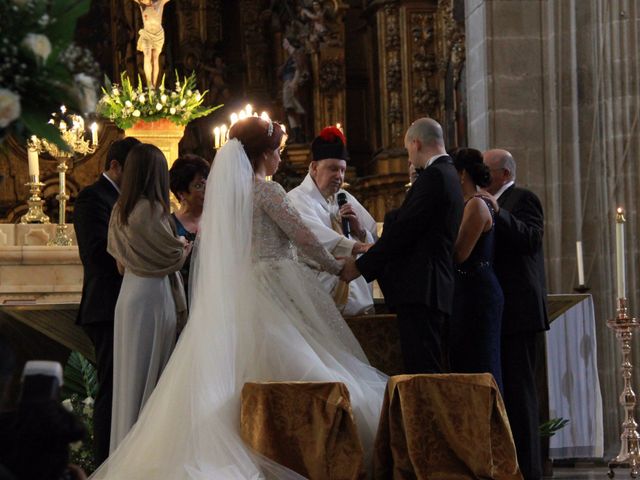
left=91, top=116, right=387, bottom=479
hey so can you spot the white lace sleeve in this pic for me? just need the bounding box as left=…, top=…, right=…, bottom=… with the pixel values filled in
left=256, top=181, right=342, bottom=275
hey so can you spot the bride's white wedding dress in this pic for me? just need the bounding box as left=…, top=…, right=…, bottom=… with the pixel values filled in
left=90, top=139, right=387, bottom=479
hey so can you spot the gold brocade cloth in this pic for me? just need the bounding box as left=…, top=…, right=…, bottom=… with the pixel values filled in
left=241, top=382, right=365, bottom=480
left=374, top=374, right=522, bottom=480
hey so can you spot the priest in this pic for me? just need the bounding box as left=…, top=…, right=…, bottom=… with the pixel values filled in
left=288, top=126, right=378, bottom=315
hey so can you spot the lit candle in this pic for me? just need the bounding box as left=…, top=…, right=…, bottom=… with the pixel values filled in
left=60, top=105, right=66, bottom=114
left=230, top=113, right=238, bottom=126
left=245, top=104, right=253, bottom=117
left=576, top=240, right=585, bottom=286
left=220, top=124, right=227, bottom=145
left=336, top=122, right=343, bottom=132
left=239, top=110, right=247, bottom=121
left=90, top=122, right=98, bottom=146
left=616, top=207, right=626, bottom=299
left=27, top=147, right=39, bottom=179
left=260, top=111, right=270, bottom=122
left=214, top=126, right=221, bottom=149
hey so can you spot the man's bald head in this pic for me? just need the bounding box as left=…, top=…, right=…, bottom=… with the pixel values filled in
left=404, top=118, right=446, bottom=168
left=483, top=148, right=516, bottom=194
left=406, top=118, right=444, bottom=148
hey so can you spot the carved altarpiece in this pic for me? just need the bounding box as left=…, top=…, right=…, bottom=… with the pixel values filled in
left=0, top=0, right=465, bottom=224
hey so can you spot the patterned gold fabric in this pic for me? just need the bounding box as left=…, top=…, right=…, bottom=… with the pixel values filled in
left=241, top=382, right=366, bottom=480
left=374, top=374, right=522, bottom=480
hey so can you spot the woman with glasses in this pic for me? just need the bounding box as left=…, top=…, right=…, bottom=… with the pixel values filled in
left=169, top=154, right=210, bottom=302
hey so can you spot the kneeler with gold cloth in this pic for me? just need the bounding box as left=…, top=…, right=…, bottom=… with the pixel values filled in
left=241, top=382, right=365, bottom=480
left=374, top=374, right=522, bottom=480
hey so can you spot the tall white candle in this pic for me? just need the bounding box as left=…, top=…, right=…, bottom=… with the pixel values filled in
left=220, top=124, right=227, bottom=145
left=90, top=122, right=98, bottom=146
left=59, top=169, right=66, bottom=196
left=27, top=148, right=39, bottom=179
left=616, top=207, right=626, bottom=299
left=576, top=240, right=585, bottom=286
left=214, top=127, right=221, bottom=149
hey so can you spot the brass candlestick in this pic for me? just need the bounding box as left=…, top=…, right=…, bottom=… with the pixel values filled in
left=20, top=175, right=50, bottom=224
left=607, top=297, right=640, bottom=479
left=28, top=108, right=98, bottom=246
left=48, top=158, right=72, bottom=246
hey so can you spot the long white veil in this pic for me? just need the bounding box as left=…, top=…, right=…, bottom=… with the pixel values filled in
left=91, top=139, right=304, bottom=479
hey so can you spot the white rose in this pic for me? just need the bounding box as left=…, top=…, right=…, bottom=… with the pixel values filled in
left=125, top=100, right=133, bottom=108
left=160, top=94, right=167, bottom=103
left=180, top=99, right=186, bottom=107
left=169, top=107, right=176, bottom=115
left=138, top=94, right=145, bottom=103
left=0, top=89, right=21, bottom=128
left=195, top=93, right=201, bottom=101
left=112, top=87, right=120, bottom=96
left=61, top=398, right=73, bottom=412
left=83, top=396, right=95, bottom=406
left=132, top=109, right=141, bottom=117
left=186, top=90, right=192, bottom=97
left=21, top=33, right=52, bottom=63
left=156, top=103, right=162, bottom=111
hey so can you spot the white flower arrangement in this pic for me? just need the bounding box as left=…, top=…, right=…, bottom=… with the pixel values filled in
left=97, top=72, right=220, bottom=130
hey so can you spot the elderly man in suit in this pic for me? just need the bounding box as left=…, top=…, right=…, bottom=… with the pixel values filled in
left=73, top=137, right=140, bottom=463
left=341, top=118, right=464, bottom=373
left=484, top=148, right=549, bottom=480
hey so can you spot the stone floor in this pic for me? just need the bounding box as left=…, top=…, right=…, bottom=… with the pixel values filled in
left=551, top=466, right=619, bottom=479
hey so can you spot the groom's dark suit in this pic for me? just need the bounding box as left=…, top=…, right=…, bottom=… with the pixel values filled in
left=356, top=155, right=463, bottom=373
left=493, top=184, right=549, bottom=480
left=73, top=174, right=122, bottom=464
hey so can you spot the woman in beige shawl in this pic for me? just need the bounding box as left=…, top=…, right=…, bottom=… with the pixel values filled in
left=107, top=143, right=190, bottom=452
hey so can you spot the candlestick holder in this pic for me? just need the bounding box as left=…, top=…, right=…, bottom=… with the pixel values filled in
left=607, top=297, right=640, bottom=479
left=20, top=176, right=50, bottom=224
left=47, top=158, right=72, bottom=246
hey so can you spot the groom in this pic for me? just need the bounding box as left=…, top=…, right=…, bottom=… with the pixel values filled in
left=341, top=118, right=463, bottom=373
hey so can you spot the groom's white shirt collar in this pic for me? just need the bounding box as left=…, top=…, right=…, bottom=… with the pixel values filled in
left=103, top=172, right=121, bottom=194
left=426, top=153, right=448, bottom=168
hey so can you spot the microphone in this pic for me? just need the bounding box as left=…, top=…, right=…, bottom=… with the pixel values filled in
left=337, top=192, right=350, bottom=238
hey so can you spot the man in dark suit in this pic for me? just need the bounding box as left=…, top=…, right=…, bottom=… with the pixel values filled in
left=484, top=148, right=549, bottom=480
left=341, top=118, right=464, bottom=373
left=73, top=137, right=140, bottom=463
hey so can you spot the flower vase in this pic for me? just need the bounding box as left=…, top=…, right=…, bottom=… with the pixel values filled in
left=124, top=118, right=185, bottom=168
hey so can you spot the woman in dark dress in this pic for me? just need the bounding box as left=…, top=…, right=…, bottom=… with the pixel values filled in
left=449, top=148, right=505, bottom=392
left=169, top=154, right=209, bottom=301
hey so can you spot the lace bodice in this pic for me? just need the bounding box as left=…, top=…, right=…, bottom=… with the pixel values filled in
left=252, top=181, right=342, bottom=275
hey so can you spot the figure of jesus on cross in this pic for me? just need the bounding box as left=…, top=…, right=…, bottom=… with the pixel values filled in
left=133, top=0, right=170, bottom=88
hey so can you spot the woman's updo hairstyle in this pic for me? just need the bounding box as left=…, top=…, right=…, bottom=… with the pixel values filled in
left=451, top=147, right=491, bottom=188
left=228, top=116, right=285, bottom=168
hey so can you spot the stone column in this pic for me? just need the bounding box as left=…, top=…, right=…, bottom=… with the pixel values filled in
left=465, top=0, right=640, bottom=460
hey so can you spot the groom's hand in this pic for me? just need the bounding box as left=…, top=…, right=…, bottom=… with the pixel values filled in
left=340, top=257, right=361, bottom=282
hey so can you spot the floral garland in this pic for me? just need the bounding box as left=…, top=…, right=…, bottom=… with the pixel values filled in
left=0, top=0, right=99, bottom=148
left=97, top=72, right=220, bottom=130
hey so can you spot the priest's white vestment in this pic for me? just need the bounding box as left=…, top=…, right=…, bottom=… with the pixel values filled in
left=288, top=174, right=377, bottom=316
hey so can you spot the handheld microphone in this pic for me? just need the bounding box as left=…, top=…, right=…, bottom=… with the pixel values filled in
left=337, top=192, right=350, bottom=238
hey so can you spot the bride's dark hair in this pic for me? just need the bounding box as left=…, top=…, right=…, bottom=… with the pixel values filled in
left=451, top=147, right=491, bottom=188
left=228, top=117, right=285, bottom=169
